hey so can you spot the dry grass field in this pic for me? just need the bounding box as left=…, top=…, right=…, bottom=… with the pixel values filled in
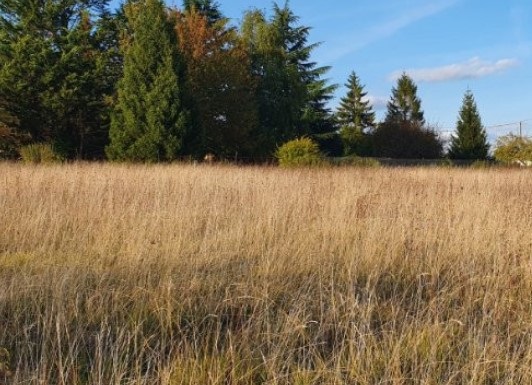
left=0, top=162, right=531, bottom=384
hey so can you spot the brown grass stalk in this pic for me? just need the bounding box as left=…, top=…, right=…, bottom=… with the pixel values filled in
left=0, top=163, right=531, bottom=384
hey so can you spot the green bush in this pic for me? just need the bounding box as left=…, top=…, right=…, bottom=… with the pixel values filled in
left=372, top=121, right=443, bottom=159
left=493, top=135, right=532, bottom=165
left=19, top=143, right=64, bottom=164
left=275, top=137, right=325, bottom=167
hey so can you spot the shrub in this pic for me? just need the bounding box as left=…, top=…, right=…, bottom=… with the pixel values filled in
left=19, top=143, right=64, bottom=164
left=493, top=135, right=532, bottom=165
left=275, top=137, right=325, bottom=167
left=372, top=121, right=443, bottom=159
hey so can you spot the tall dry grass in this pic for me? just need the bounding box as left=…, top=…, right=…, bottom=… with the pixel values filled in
left=0, top=162, right=531, bottom=384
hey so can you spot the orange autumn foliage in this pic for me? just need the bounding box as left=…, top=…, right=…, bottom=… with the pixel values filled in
left=174, top=9, right=257, bottom=158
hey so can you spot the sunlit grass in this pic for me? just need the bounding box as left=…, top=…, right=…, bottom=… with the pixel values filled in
left=1, top=162, right=531, bottom=384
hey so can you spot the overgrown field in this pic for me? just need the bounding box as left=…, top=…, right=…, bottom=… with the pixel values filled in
left=1, top=163, right=531, bottom=384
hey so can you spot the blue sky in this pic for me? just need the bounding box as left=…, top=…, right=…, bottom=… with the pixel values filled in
left=137, top=0, right=532, bottom=141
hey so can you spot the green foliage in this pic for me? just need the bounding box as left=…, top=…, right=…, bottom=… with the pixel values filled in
left=241, top=3, right=335, bottom=158
left=107, top=0, right=190, bottom=162
left=275, top=137, right=324, bottom=167
left=493, top=134, right=532, bottom=164
left=0, top=0, right=121, bottom=159
left=372, top=121, right=443, bottom=159
left=19, top=143, right=64, bottom=163
left=449, top=90, right=489, bottom=160
left=385, top=73, right=425, bottom=125
left=337, top=72, right=375, bottom=156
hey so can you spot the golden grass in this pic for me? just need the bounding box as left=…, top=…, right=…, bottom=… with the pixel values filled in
left=0, top=162, right=531, bottom=384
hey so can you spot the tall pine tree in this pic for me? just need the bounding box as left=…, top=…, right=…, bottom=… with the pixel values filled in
left=337, top=71, right=375, bottom=155
left=385, top=72, right=424, bottom=126
left=107, top=0, right=189, bottom=162
left=449, top=90, right=489, bottom=160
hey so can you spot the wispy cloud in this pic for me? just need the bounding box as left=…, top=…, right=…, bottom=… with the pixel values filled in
left=389, top=57, right=520, bottom=82
left=319, top=0, right=460, bottom=63
left=363, top=0, right=460, bottom=47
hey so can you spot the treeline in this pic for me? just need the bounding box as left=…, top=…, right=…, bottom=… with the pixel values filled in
left=0, top=0, right=490, bottom=162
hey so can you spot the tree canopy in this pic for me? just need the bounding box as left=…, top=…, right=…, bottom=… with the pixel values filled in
left=0, top=1, right=505, bottom=162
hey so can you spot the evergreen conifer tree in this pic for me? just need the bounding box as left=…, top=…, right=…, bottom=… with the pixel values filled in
left=240, top=2, right=335, bottom=157
left=385, top=73, right=424, bottom=125
left=0, top=0, right=119, bottom=158
left=449, top=90, right=489, bottom=160
left=107, top=0, right=189, bottom=162
left=337, top=72, right=375, bottom=155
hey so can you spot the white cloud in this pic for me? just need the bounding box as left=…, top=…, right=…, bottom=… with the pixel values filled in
left=390, top=57, right=520, bottom=83
left=364, top=95, right=388, bottom=110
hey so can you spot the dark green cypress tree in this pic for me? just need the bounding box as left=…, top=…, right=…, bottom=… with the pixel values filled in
left=107, top=0, right=189, bottom=162
left=385, top=72, right=424, bottom=126
left=337, top=71, right=375, bottom=155
left=449, top=90, right=489, bottom=160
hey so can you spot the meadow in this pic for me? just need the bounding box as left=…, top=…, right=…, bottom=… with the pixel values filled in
left=0, top=163, right=531, bottom=384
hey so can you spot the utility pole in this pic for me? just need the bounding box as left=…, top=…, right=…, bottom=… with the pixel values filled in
left=519, top=121, right=522, bottom=138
